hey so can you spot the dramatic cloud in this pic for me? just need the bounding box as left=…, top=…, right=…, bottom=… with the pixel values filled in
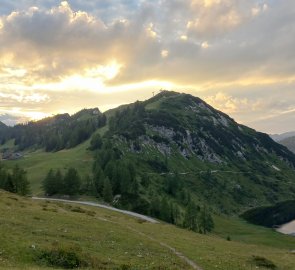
left=0, top=1, right=295, bottom=133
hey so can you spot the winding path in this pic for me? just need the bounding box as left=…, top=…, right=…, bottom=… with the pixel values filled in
left=32, top=196, right=203, bottom=270
left=32, top=197, right=159, bottom=223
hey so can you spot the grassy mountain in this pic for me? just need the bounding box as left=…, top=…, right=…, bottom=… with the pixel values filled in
left=98, top=91, right=295, bottom=213
left=0, top=108, right=106, bottom=152
left=3, top=91, right=295, bottom=216
left=278, top=136, right=295, bottom=153
left=0, top=190, right=294, bottom=270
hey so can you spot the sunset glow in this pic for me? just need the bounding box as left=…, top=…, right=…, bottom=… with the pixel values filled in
left=0, top=1, right=295, bottom=133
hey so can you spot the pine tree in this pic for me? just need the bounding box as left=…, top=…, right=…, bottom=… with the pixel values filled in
left=11, top=165, right=30, bottom=195
left=42, top=169, right=56, bottom=196
left=63, top=168, right=81, bottom=196
left=183, top=201, right=199, bottom=232
left=0, top=164, right=8, bottom=189
left=89, top=133, right=103, bottom=150
left=93, top=166, right=104, bottom=196
left=103, top=177, right=113, bottom=203
left=198, top=205, right=214, bottom=234
left=160, top=197, right=171, bottom=222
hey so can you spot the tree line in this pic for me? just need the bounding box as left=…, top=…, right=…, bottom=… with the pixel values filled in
left=42, top=135, right=214, bottom=233
left=0, top=109, right=106, bottom=152
left=0, top=164, right=30, bottom=195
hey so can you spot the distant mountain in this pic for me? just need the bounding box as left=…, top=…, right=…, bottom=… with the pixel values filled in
left=279, top=136, right=295, bottom=153
left=270, top=131, right=295, bottom=142
left=0, top=121, right=7, bottom=129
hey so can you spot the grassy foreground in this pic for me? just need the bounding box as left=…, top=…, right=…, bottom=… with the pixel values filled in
left=0, top=190, right=294, bottom=270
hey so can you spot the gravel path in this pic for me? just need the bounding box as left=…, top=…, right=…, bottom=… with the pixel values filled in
left=32, top=197, right=159, bottom=223
left=32, top=196, right=202, bottom=269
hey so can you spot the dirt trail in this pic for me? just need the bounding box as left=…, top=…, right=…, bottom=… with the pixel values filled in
left=32, top=197, right=159, bottom=223
left=32, top=197, right=203, bottom=270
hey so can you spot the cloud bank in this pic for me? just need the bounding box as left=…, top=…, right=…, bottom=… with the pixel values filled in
left=0, top=0, right=295, bottom=133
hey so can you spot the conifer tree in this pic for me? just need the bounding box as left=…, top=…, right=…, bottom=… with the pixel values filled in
left=103, top=177, right=113, bottom=203
left=63, top=167, right=81, bottom=195
left=198, top=205, right=214, bottom=234
left=183, top=201, right=199, bottom=232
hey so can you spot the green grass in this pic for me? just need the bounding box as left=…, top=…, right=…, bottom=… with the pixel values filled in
left=213, top=215, right=295, bottom=250
left=0, top=190, right=294, bottom=270
left=3, top=141, right=93, bottom=195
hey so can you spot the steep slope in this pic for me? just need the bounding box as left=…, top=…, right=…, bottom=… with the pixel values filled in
left=278, top=136, right=295, bottom=153
left=111, top=91, right=295, bottom=165
left=102, top=91, right=295, bottom=213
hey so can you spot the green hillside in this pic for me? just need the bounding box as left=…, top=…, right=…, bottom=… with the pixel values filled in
left=96, top=91, right=295, bottom=214
left=2, top=91, right=295, bottom=222
left=3, top=141, right=93, bottom=195
left=0, top=190, right=294, bottom=270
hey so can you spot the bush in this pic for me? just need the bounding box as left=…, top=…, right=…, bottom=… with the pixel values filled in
left=252, top=256, right=277, bottom=269
left=35, top=243, right=88, bottom=269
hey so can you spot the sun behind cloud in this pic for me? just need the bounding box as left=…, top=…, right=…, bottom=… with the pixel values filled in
left=0, top=1, right=295, bottom=133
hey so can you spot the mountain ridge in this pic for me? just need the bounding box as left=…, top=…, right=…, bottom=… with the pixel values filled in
left=279, top=136, right=295, bottom=154
left=2, top=91, right=295, bottom=216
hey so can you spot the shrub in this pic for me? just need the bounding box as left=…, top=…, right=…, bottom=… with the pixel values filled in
left=252, top=256, right=277, bottom=269
left=35, top=243, right=88, bottom=269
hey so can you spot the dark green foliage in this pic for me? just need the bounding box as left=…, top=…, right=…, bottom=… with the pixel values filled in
left=92, top=166, right=105, bottom=196
left=89, top=133, right=103, bottom=151
left=150, top=196, right=161, bottom=218
left=42, top=168, right=81, bottom=196
left=164, top=174, right=181, bottom=196
left=103, top=177, right=113, bottom=203
left=35, top=243, right=88, bottom=269
left=198, top=205, right=214, bottom=234
left=42, top=169, right=63, bottom=196
left=147, top=157, right=168, bottom=172
left=183, top=201, right=200, bottom=232
left=183, top=202, right=214, bottom=233
left=63, top=168, right=81, bottom=196
left=0, top=164, right=30, bottom=195
left=252, top=256, right=277, bottom=269
left=0, top=108, right=106, bottom=152
left=109, top=102, right=146, bottom=140
left=241, top=200, right=295, bottom=227
left=160, top=197, right=171, bottom=222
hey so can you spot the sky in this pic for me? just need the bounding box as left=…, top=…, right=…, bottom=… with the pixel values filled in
left=0, top=0, right=295, bottom=134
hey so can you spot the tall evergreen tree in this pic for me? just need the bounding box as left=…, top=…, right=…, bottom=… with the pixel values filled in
left=198, top=205, right=214, bottom=234
left=103, top=177, right=113, bottom=203
left=183, top=201, right=199, bottom=232
left=11, top=165, right=30, bottom=195
left=93, top=166, right=104, bottom=196
left=63, top=168, right=81, bottom=196
left=42, top=169, right=56, bottom=196
left=160, top=197, right=171, bottom=222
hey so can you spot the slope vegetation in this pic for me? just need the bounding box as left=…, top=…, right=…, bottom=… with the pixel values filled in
left=0, top=190, right=295, bottom=270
